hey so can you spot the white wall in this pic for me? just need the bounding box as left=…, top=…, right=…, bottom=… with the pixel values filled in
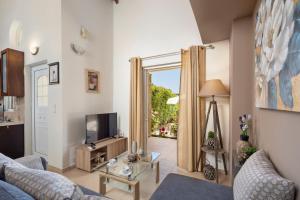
left=113, top=0, right=230, bottom=169
left=0, top=0, right=64, bottom=168
left=61, top=0, right=113, bottom=168
left=113, top=0, right=202, bottom=136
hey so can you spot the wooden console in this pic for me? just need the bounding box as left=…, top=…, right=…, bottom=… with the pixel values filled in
left=75, top=137, right=128, bottom=172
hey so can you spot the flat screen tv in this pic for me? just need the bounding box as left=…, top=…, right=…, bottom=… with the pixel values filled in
left=86, top=113, right=117, bottom=144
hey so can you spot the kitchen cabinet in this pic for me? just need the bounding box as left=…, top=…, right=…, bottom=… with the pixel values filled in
left=0, top=48, right=24, bottom=97
left=0, top=124, right=24, bottom=159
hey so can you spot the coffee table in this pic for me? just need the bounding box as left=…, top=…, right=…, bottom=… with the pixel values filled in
left=98, top=152, right=160, bottom=200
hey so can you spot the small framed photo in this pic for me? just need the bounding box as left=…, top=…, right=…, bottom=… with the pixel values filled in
left=49, top=62, right=60, bottom=85
left=86, top=69, right=100, bottom=93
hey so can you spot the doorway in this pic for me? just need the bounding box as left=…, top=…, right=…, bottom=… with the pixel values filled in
left=31, top=65, right=49, bottom=157
left=146, top=67, right=181, bottom=167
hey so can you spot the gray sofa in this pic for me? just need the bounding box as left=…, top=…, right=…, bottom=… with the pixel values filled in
left=150, top=150, right=296, bottom=200
left=150, top=173, right=233, bottom=200
left=0, top=154, right=101, bottom=200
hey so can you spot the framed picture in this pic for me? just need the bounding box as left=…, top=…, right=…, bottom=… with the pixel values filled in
left=86, top=69, right=100, bottom=93
left=49, top=62, right=60, bottom=85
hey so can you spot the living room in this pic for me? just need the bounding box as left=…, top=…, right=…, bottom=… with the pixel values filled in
left=0, top=0, right=299, bottom=200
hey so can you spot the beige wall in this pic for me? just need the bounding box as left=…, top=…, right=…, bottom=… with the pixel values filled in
left=230, top=2, right=300, bottom=198
left=252, top=1, right=300, bottom=198
left=229, top=17, right=254, bottom=179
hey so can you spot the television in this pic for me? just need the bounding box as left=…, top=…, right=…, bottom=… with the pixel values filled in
left=86, top=113, right=117, bottom=144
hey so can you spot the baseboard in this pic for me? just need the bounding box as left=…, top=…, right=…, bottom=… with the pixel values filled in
left=48, top=164, right=75, bottom=174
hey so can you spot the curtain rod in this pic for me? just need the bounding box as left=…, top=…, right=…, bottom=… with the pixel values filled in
left=128, top=45, right=214, bottom=62
left=143, top=61, right=181, bottom=69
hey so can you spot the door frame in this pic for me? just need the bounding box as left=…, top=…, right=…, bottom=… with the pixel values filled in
left=31, top=65, right=49, bottom=158
left=143, top=65, right=181, bottom=155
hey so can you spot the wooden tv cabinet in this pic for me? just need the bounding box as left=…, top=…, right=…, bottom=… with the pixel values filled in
left=75, top=137, right=128, bottom=172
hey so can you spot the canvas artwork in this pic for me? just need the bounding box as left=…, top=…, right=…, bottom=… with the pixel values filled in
left=255, top=0, right=300, bottom=112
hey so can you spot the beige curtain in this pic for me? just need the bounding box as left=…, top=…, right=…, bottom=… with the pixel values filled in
left=129, top=57, right=145, bottom=153
left=177, top=46, right=206, bottom=172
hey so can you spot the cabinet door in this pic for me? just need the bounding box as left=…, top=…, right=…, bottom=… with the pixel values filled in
left=0, top=49, right=24, bottom=97
left=107, top=143, right=116, bottom=160
left=0, top=126, right=10, bottom=157
left=1, top=52, right=7, bottom=95
left=0, top=125, right=24, bottom=159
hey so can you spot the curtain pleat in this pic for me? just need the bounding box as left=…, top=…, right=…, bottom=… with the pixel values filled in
left=129, top=57, right=145, bottom=153
left=177, top=46, right=206, bottom=172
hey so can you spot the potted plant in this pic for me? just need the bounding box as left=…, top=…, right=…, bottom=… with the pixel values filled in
left=239, top=146, right=257, bottom=165
left=239, top=114, right=251, bottom=141
left=206, top=131, right=219, bottom=150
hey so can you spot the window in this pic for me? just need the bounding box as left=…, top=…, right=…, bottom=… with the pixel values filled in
left=37, top=76, right=48, bottom=107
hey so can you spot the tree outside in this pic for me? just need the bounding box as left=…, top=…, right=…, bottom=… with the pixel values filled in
left=151, top=84, right=179, bottom=139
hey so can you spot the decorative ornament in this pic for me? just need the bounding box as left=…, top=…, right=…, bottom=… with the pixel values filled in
left=204, top=164, right=216, bottom=180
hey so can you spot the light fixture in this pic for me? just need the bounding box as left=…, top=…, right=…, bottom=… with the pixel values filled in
left=199, top=79, right=229, bottom=98
left=30, top=46, right=39, bottom=55
left=80, top=26, right=88, bottom=39
left=197, top=79, right=229, bottom=173
left=71, top=43, right=86, bottom=55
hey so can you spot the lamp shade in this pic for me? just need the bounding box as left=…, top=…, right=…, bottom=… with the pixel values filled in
left=199, top=79, right=229, bottom=97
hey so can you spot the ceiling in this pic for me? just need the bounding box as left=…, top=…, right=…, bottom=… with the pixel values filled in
left=190, top=0, right=257, bottom=44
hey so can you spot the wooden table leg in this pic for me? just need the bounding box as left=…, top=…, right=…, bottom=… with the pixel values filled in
left=134, top=182, right=140, bottom=200
left=99, top=175, right=106, bottom=194
left=156, top=161, right=160, bottom=184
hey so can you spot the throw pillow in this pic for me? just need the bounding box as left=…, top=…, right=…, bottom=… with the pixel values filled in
left=0, top=153, right=24, bottom=180
left=0, top=180, right=34, bottom=200
left=4, top=164, right=81, bottom=200
left=233, top=150, right=295, bottom=200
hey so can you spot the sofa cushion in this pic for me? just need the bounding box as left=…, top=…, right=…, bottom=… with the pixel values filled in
left=15, top=155, right=45, bottom=170
left=0, top=154, right=24, bottom=180
left=4, top=164, right=83, bottom=200
left=150, top=173, right=233, bottom=200
left=0, top=180, right=34, bottom=200
left=233, top=150, right=295, bottom=200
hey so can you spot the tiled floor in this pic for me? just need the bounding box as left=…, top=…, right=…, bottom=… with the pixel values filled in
left=64, top=137, right=230, bottom=200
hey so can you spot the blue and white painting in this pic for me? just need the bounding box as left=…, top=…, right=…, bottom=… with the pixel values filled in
left=255, top=0, right=300, bottom=112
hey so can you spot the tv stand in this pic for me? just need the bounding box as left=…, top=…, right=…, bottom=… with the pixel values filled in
left=76, top=137, right=128, bottom=172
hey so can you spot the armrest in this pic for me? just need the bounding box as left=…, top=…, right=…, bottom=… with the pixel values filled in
left=15, top=155, right=47, bottom=170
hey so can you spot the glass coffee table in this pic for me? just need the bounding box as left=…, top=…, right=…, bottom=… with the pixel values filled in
left=98, top=152, right=160, bottom=200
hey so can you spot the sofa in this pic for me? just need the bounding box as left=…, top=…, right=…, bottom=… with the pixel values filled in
left=150, top=150, right=296, bottom=200
left=0, top=154, right=108, bottom=200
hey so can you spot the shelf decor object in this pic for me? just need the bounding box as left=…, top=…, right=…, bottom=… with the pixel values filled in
left=197, top=79, right=229, bottom=184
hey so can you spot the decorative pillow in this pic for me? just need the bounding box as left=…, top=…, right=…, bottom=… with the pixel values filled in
left=233, top=150, right=295, bottom=200
left=0, top=180, right=34, bottom=200
left=0, top=153, right=24, bottom=180
left=4, top=164, right=83, bottom=200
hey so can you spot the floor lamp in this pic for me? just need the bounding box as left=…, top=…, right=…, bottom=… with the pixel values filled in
left=197, top=79, right=229, bottom=180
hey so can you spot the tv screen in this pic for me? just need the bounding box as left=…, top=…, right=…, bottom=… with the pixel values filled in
left=86, top=113, right=117, bottom=144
